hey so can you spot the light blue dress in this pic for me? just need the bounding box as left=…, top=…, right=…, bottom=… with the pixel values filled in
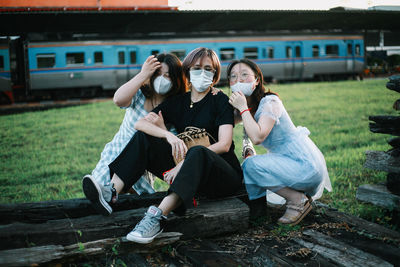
left=91, top=90, right=154, bottom=194
left=242, top=95, right=332, bottom=202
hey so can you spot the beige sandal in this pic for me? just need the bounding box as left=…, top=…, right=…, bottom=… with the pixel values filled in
left=278, top=196, right=312, bottom=226
left=242, top=138, right=256, bottom=159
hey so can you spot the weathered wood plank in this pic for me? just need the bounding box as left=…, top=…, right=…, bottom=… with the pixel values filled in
left=294, top=230, right=393, bottom=267
left=0, top=198, right=248, bottom=250
left=0, top=232, right=182, bottom=267
left=0, top=192, right=166, bottom=224
left=364, top=150, right=400, bottom=173
left=387, top=172, right=400, bottom=195
left=176, top=239, right=247, bottom=266
left=313, top=202, right=400, bottom=241
left=386, top=75, right=400, bottom=93
left=388, top=137, right=400, bottom=148
left=356, top=184, right=400, bottom=211
left=393, top=99, right=400, bottom=111
left=369, top=115, right=400, bottom=136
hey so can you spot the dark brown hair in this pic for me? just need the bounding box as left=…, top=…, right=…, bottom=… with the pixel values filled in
left=141, top=53, right=187, bottom=98
left=182, top=47, right=221, bottom=86
left=227, top=58, right=279, bottom=115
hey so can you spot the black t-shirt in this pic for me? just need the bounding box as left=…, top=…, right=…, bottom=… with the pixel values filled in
left=153, top=91, right=239, bottom=169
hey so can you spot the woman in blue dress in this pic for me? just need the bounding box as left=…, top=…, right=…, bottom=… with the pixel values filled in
left=228, top=59, right=331, bottom=225
left=82, top=53, right=187, bottom=215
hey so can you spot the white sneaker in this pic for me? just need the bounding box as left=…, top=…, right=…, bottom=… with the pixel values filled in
left=126, top=206, right=165, bottom=244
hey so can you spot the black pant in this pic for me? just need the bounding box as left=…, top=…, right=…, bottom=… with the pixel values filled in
left=109, top=131, right=243, bottom=209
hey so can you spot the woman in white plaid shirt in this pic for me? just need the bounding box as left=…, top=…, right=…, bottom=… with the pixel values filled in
left=82, top=53, right=187, bottom=215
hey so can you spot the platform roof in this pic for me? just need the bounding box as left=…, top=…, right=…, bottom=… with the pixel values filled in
left=1, top=9, right=399, bottom=37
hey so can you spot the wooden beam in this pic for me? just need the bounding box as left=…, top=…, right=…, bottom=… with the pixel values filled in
left=386, top=76, right=400, bottom=93
left=387, top=172, right=400, bottom=195
left=364, top=150, right=400, bottom=173
left=0, top=192, right=166, bottom=224
left=313, top=202, right=400, bottom=240
left=356, top=184, right=400, bottom=211
left=294, top=230, right=393, bottom=267
left=388, top=137, right=400, bottom=148
left=393, top=99, right=400, bottom=111
left=369, top=115, right=400, bottom=136
left=0, top=198, right=248, bottom=250
left=0, top=232, right=183, bottom=267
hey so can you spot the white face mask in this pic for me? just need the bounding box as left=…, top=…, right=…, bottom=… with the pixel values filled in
left=190, top=69, right=214, bottom=93
left=230, top=80, right=257, bottom=96
left=153, top=75, right=172, bottom=95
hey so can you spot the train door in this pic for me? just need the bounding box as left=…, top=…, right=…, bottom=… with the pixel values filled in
left=10, top=37, right=30, bottom=98
left=284, top=42, right=304, bottom=79
left=346, top=40, right=355, bottom=73
left=116, top=47, right=129, bottom=87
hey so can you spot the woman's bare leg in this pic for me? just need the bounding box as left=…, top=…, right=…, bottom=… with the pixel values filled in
left=158, top=192, right=182, bottom=216
left=110, top=173, right=125, bottom=194
left=275, top=187, right=304, bottom=203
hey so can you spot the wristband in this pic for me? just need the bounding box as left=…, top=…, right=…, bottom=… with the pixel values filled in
left=240, top=108, right=251, bottom=116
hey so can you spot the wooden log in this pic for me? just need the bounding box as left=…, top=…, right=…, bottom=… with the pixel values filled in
left=393, top=99, right=400, bottom=111
left=387, top=173, right=400, bottom=195
left=293, top=230, right=392, bottom=267
left=369, top=115, right=400, bottom=136
left=386, top=75, right=400, bottom=93
left=0, top=192, right=166, bottom=224
left=356, top=184, right=400, bottom=211
left=176, top=239, right=248, bottom=266
left=0, top=232, right=182, bottom=267
left=313, top=202, right=400, bottom=241
left=364, top=150, right=400, bottom=174
left=0, top=198, right=248, bottom=250
left=388, top=137, right=400, bottom=148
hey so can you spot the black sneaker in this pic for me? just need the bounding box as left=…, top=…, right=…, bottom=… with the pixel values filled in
left=82, top=175, right=116, bottom=216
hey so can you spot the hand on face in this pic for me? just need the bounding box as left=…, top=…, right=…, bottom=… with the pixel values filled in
left=141, top=55, right=161, bottom=78
left=229, top=91, right=248, bottom=112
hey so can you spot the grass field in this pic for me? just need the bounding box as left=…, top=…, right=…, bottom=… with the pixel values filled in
left=0, top=79, right=398, bottom=228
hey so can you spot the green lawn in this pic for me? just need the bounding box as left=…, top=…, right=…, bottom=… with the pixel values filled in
left=0, top=79, right=398, bottom=228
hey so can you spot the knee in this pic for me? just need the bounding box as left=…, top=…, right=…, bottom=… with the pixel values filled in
left=186, top=145, right=208, bottom=159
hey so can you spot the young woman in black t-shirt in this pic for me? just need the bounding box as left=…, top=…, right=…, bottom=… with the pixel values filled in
left=86, top=47, right=243, bottom=244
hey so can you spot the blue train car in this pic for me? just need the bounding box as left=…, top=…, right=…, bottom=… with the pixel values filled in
left=3, top=34, right=364, bottom=103
left=0, top=44, right=11, bottom=93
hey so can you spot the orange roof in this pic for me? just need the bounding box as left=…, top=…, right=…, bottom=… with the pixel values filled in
left=0, top=0, right=175, bottom=11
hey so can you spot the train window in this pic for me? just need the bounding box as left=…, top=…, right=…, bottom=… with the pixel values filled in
left=0, top=56, right=3, bottom=70
left=355, top=44, right=361, bottom=56
left=170, top=50, right=186, bottom=60
left=244, top=47, right=258, bottom=59
left=325, top=45, right=339, bottom=56
left=286, top=47, right=292, bottom=58
left=130, top=51, right=137, bottom=64
left=118, top=51, right=125, bottom=64
left=94, top=52, right=103, bottom=64
left=267, top=47, right=274, bottom=59
left=151, top=50, right=159, bottom=56
left=295, top=46, right=301, bottom=58
left=66, top=52, right=84, bottom=65
left=312, top=45, right=319, bottom=57
left=37, top=54, right=55, bottom=68
left=347, top=44, right=353, bottom=55
left=220, top=48, right=235, bottom=60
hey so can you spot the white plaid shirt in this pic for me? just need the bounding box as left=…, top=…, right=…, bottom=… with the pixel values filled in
left=91, top=90, right=154, bottom=194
